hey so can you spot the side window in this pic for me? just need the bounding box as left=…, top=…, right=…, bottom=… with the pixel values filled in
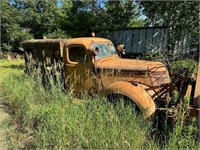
left=68, top=46, right=88, bottom=63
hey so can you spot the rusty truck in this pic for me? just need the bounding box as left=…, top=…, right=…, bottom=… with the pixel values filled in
left=23, top=37, right=198, bottom=118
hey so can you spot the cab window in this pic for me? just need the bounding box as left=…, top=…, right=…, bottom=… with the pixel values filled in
left=68, top=46, right=88, bottom=63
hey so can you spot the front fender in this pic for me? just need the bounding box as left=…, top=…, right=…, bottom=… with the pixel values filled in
left=103, top=81, right=156, bottom=118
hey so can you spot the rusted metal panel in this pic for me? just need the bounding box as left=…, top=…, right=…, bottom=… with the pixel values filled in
left=103, top=27, right=197, bottom=54
left=126, top=30, right=132, bottom=53
left=132, top=29, right=139, bottom=53
left=96, top=55, right=170, bottom=87
left=23, top=39, right=65, bottom=50
left=146, top=29, right=153, bottom=52
left=103, top=27, right=168, bottom=54
left=23, top=39, right=65, bottom=62
left=138, top=29, right=145, bottom=53
left=23, top=39, right=65, bottom=51
left=65, top=37, right=113, bottom=50
left=103, top=81, right=156, bottom=118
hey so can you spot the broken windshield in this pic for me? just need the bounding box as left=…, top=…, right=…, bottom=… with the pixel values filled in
left=90, top=43, right=117, bottom=60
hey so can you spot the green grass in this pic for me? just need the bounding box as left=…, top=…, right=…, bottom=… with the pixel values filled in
left=0, top=58, right=199, bottom=149
left=1, top=72, right=158, bottom=149
left=0, top=59, right=24, bottom=149
left=0, top=59, right=24, bottom=83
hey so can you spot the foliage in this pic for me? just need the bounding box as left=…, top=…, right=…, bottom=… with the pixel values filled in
left=153, top=91, right=199, bottom=149
left=59, top=0, right=99, bottom=37
left=1, top=0, right=145, bottom=50
left=45, top=29, right=69, bottom=39
left=0, top=59, right=24, bottom=82
left=1, top=0, right=70, bottom=51
left=164, top=94, right=198, bottom=149
left=15, top=0, right=66, bottom=39
left=1, top=1, right=33, bottom=51
left=58, top=0, right=145, bottom=37
left=140, top=1, right=199, bottom=50
left=171, top=59, right=198, bottom=78
left=104, top=1, right=138, bottom=30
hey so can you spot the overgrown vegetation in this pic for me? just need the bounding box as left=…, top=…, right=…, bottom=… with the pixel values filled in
left=0, top=58, right=199, bottom=149
left=1, top=59, right=156, bottom=149
left=137, top=52, right=198, bottom=80
left=172, top=59, right=198, bottom=78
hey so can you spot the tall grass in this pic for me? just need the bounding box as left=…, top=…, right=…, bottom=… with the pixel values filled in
left=1, top=66, right=157, bottom=149
left=0, top=58, right=199, bottom=149
left=152, top=91, right=199, bottom=149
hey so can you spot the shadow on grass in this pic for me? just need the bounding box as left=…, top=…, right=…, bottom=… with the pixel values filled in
left=0, top=64, right=24, bottom=70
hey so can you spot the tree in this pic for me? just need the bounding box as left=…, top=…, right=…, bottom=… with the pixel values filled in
left=1, top=0, right=32, bottom=51
left=59, top=0, right=145, bottom=37
left=104, top=1, right=138, bottom=30
left=140, top=1, right=199, bottom=50
left=59, top=0, right=100, bottom=37
left=20, top=0, right=64, bottom=39
left=1, top=0, right=146, bottom=51
left=1, top=0, right=69, bottom=51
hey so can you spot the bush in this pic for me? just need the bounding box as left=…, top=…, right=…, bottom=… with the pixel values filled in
left=171, top=59, right=198, bottom=78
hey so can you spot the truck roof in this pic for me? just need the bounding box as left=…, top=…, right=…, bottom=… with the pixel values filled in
left=22, top=37, right=112, bottom=51
left=65, top=37, right=113, bottom=50
left=23, top=39, right=65, bottom=49
left=23, top=39, right=64, bottom=44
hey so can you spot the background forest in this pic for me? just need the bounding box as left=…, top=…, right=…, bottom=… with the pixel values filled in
left=1, top=0, right=199, bottom=52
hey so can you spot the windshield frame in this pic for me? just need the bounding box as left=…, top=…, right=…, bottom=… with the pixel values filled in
left=89, top=42, right=117, bottom=60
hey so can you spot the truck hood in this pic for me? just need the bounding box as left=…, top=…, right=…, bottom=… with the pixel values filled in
left=96, top=56, right=171, bottom=87
left=96, top=56, right=166, bottom=72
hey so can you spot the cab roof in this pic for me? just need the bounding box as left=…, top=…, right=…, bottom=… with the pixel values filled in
left=65, top=37, right=113, bottom=50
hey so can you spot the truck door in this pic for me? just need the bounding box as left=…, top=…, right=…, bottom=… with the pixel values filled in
left=64, top=45, right=94, bottom=92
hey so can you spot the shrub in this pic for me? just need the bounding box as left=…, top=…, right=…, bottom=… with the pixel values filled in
left=171, top=59, right=198, bottom=78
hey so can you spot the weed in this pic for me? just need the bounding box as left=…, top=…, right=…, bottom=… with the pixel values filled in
left=152, top=91, right=199, bottom=149
left=0, top=58, right=156, bottom=149
left=0, top=58, right=199, bottom=149
left=171, top=59, right=198, bottom=78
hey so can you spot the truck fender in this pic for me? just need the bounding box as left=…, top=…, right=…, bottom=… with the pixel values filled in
left=103, top=81, right=156, bottom=118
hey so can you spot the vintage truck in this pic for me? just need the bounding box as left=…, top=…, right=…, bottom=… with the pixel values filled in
left=23, top=37, right=172, bottom=118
